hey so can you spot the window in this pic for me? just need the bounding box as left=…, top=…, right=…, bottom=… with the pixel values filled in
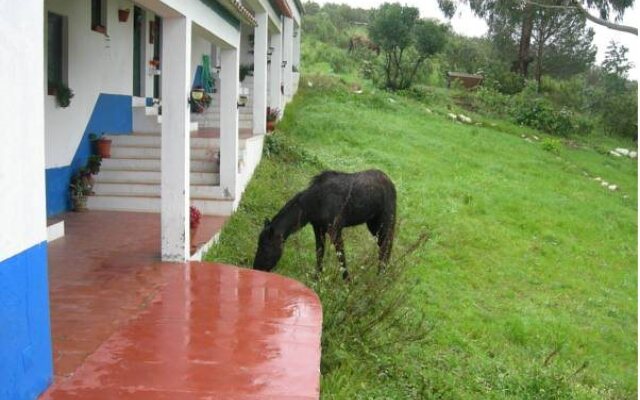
left=47, top=12, right=67, bottom=93
left=91, top=0, right=107, bottom=33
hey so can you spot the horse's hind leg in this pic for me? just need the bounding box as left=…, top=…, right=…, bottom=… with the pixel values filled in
left=313, top=224, right=326, bottom=275
left=330, top=228, right=349, bottom=280
left=377, top=215, right=395, bottom=273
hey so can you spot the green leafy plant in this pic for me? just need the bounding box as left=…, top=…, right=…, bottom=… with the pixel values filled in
left=87, top=155, right=102, bottom=175
left=50, top=81, right=74, bottom=108
left=188, top=86, right=212, bottom=113
left=69, top=167, right=93, bottom=211
left=541, top=137, right=562, bottom=153
left=239, top=64, right=253, bottom=82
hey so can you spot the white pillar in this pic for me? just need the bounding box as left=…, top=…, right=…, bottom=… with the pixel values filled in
left=282, top=17, right=294, bottom=102
left=269, top=31, right=282, bottom=111
left=161, top=16, right=191, bottom=261
left=219, top=47, right=239, bottom=198
left=252, top=12, right=268, bottom=135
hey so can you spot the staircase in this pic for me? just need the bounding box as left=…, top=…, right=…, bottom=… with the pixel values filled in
left=191, top=77, right=254, bottom=130
left=86, top=99, right=248, bottom=216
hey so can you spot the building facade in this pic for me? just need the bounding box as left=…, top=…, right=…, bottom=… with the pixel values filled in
left=0, top=0, right=303, bottom=398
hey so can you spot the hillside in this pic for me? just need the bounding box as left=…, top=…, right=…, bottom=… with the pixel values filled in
left=206, top=75, right=637, bottom=398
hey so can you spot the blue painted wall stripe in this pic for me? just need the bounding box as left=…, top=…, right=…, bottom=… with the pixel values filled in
left=46, top=93, right=133, bottom=217
left=0, top=242, right=53, bottom=400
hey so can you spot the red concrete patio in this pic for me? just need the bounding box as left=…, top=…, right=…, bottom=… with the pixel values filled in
left=41, top=211, right=322, bottom=399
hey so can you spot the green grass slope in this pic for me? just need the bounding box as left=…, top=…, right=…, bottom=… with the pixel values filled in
left=206, top=79, right=637, bottom=399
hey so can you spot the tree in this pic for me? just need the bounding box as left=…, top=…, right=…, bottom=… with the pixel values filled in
left=602, top=41, right=634, bottom=78
left=531, top=5, right=596, bottom=88
left=438, top=0, right=635, bottom=78
left=369, top=3, right=448, bottom=90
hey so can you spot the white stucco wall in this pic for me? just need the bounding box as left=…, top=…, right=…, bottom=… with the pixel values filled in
left=45, top=0, right=134, bottom=168
left=0, top=0, right=47, bottom=260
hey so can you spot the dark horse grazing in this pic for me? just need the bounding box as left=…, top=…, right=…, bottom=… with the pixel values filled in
left=253, top=169, right=396, bottom=279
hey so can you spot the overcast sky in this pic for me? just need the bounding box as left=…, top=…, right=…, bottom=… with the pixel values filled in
left=313, top=0, right=639, bottom=80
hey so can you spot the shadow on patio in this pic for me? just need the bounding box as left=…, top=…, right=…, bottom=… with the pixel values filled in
left=41, top=211, right=322, bottom=399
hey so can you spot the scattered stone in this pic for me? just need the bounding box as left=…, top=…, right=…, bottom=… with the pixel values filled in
left=615, top=148, right=630, bottom=156
left=457, top=114, right=472, bottom=124
left=388, top=98, right=396, bottom=103
left=533, top=135, right=540, bottom=141
left=448, top=113, right=457, bottom=121
left=608, top=184, right=618, bottom=191
left=353, top=90, right=363, bottom=94
left=307, top=81, right=313, bottom=87
left=601, top=181, right=609, bottom=187
left=630, top=151, right=637, bottom=159
left=594, top=177, right=602, bottom=182
left=520, top=134, right=526, bottom=138
left=490, top=123, right=497, bottom=127
left=425, top=108, right=433, bottom=114
left=525, top=138, right=533, bottom=143
left=475, top=122, right=483, bottom=126
left=609, top=150, right=622, bottom=157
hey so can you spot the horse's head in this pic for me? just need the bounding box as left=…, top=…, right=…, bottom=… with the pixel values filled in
left=253, top=219, right=284, bottom=271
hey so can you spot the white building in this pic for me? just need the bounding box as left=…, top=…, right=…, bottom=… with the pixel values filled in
left=0, top=0, right=303, bottom=397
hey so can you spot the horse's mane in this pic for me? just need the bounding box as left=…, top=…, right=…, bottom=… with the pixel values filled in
left=271, top=191, right=304, bottom=222
left=309, top=170, right=342, bottom=187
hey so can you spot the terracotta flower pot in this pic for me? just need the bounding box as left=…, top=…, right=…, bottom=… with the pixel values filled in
left=72, top=197, right=88, bottom=212
left=118, top=9, right=130, bottom=22
left=96, top=138, right=112, bottom=158
left=267, top=120, right=276, bottom=132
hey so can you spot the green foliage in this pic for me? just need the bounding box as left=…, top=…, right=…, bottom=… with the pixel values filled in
left=50, top=81, right=74, bottom=108
left=369, top=3, right=447, bottom=90
left=602, top=41, right=634, bottom=78
left=541, top=137, right=562, bottom=153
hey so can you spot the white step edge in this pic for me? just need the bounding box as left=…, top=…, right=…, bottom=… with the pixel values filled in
left=47, top=221, right=65, bottom=242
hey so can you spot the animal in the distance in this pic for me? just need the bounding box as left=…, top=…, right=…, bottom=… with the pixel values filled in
left=253, top=169, right=396, bottom=279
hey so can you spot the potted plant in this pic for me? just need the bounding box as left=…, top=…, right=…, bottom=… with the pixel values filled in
left=70, top=168, right=93, bottom=211
left=49, top=81, right=74, bottom=108
left=188, top=86, right=212, bottom=113
left=190, top=205, right=202, bottom=245
left=266, top=107, right=280, bottom=132
left=90, top=133, right=112, bottom=158
left=87, top=155, right=102, bottom=175
left=118, top=8, right=131, bottom=22
left=239, top=64, right=253, bottom=82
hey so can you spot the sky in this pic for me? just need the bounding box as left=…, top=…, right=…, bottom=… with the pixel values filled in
left=313, top=0, right=639, bottom=80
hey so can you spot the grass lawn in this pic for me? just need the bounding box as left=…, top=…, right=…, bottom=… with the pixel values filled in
left=205, top=78, right=637, bottom=399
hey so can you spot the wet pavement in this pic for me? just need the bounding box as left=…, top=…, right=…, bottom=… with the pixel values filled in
left=42, top=211, right=322, bottom=399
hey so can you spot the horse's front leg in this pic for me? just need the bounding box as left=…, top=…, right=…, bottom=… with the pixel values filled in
left=330, top=228, right=349, bottom=280
left=312, top=224, right=326, bottom=275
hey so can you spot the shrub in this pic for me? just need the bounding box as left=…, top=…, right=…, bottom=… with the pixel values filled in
left=541, top=137, right=562, bottom=153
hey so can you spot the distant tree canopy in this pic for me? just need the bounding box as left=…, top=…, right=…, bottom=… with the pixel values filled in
left=369, top=3, right=448, bottom=90
left=437, top=0, right=635, bottom=79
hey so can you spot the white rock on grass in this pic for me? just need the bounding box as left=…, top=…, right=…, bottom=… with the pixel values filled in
left=610, top=150, right=622, bottom=157
left=533, top=135, right=540, bottom=141
left=615, top=148, right=630, bottom=156
left=457, top=114, right=472, bottom=124
left=630, top=151, right=637, bottom=159
left=448, top=113, right=457, bottom=121
left=601, top=181, right=609, bottom=187
left=608, top=184, right=618, bottom=191
left=425, top=108, right=433, bottom=114
left=594, top=177, right=602, bottom=181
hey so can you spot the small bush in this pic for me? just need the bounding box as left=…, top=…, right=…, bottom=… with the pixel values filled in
left=541, top=137, right=562, bottom=153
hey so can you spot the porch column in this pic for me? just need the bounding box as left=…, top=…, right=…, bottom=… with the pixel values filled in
left=161, top=16, right=191, bottom=261
left=269, top=30, right=282, bottom=111
left=252, top=12, right=268, bottom=135
left=219, top=47, right=239, bottom=198
left=282, top=17, right=294, bottom=102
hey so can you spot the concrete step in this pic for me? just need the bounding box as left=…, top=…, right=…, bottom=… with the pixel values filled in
left=87, top=194, right=234, bottom=215
left=107, top=135, right=219, bottom=148
left=95, top=170, right=219, bottom=185
left=110, top=146, right=215, bottom=160
left=101, top=158, right=218, bottom=173
left=93, top=183, right=222, bottom=198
